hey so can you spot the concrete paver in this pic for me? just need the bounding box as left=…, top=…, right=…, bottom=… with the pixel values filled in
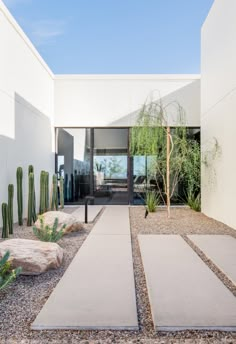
left=139, top=235, right=236, bottom=331
left=188, top=235, right=236, bottom=285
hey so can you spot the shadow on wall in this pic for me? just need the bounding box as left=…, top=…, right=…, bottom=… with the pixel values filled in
left=0, top=93, right=54, bottom=224
left=109, top=80, right=200, bottom=127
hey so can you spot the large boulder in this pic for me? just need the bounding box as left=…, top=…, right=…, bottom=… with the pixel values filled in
left=35, top=211, right=84, bottom=235
left=0, top=239, right=63, bottom=275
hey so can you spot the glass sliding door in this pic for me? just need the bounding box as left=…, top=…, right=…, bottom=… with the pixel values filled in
left=56, top=127, right=130, bottom=205
left=93, top=128, right=129, bottom=205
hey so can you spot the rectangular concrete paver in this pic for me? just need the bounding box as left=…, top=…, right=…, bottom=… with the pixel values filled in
left=32, top=207, right=138, bottom=330
left=139, top=235, right=236, bottom=331
left=72, top=205, right=103, bottom=223
left=188, top=235, right=236, bottom=285
left=91, top=206, right=130, bottom=235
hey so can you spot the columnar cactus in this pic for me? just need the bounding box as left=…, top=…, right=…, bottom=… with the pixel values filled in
left=45, top=172, right=49, bottom=211
left=27, top=172, right=34, bottom=226
left=39, top=171, right=45, bottom=214
left=70, top=173, right=74, bottom=202
left=64, top=174, right=68, bottom=202
left=16, top=167, right=23, bottom=226
left=2, top=203, right=9, bottom=238
left=51, top=174, right=58, bottom=211
left=28, top=165, right=36, bottom=222
left=8, top=184, right=14, bottom=235
left=60, top=176, right=64, bottom=209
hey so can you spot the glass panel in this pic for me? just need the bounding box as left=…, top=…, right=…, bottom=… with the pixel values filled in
left=57, top=128, right=91, bottom=204
left=93, top=128, right=129, bottom=205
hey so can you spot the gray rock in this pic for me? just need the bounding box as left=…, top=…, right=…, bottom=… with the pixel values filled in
left=0, top=239, right=63, bottom=275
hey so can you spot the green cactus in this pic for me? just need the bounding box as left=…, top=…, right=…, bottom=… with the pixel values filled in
left=8, top=184, right=14, bottom=235
left=2, top=203, right=9, bottom=239
left=45, top=172, right=49, bottom=211
left=0, top=251, right=22, bottom=290
left=39, top=171, right=45, bottom=215
left=59, top=177, right=64, bottom=209
left=28, top=165, right=36, bottom=222
left=51, top=174, right=58, bottom=211
left=16, top=167, right=23, bottom=226
left=27, top=172, right=34, bottom=226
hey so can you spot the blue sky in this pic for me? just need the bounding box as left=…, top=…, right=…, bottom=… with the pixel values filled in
left=3, top=0, right=214, bottom=74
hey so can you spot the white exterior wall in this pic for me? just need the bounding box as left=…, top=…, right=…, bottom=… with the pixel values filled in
left=201, top=0, right=236, bottom=229
left=0, top=1, right=55, bottom=223
left=54, top=75, right=200, bottom=127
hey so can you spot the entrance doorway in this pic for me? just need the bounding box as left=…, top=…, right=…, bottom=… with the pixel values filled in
left=56, top=127, right=129, bottom=205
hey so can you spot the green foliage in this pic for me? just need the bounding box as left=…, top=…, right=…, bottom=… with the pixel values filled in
left=8, top=184, right=14, bottom=235
left=60, top=177, right=64, bottom=209
left=33, top=216, right=65, bottom=242
left=130, top=100, right=190, bottom=204
left=182, top=139, right=201, bottom=209
left=145, top=191, right=159, bottom=212
left=0, top=251, right=22, bottom=291
left=51, top=175, right=58, bottom=211
left=2, top=203, right=9, bottom=239
left=27, top=172, right=34, bottom=226
left=186, top=191, right=201, bottom=212
left=28, top=166, right=36, bottom=222
left=16, top=167, right=23, bottom=226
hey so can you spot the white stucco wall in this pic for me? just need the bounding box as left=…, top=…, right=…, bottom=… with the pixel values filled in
left=201, top=0, right=236, bottom=229
left=54, top=75, right=200, bottom=127
left=0, top=1, right=55, bottom=223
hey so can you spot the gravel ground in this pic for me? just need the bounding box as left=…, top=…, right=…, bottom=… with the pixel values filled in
left=0, top=206, right=236, bottom=344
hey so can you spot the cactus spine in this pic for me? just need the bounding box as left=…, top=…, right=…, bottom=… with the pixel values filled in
left=2, top=203, right=9, bottom=238
left=28, top=165, right=36, bottom=222
left=60, top=177, right=64, bottom=209
left=16, top=167, right=23, bottom=226
left=51, top=174, right=58, bottom=211
left=27, top=172, right=34, bottom=226
left=8, top=184, right=14, bottom=235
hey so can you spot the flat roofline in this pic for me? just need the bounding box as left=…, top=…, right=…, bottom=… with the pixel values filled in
left=55, top=74, right=201, bottom=81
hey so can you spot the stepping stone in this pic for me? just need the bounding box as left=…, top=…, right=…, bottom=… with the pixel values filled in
left=188, top=235, right=236, bottom=285
left=32, top=208, right=138, bottom=330
left=139, top=235, right=236, bottom=331
left=72, top=205, right=103, bottom=223
left=91, top=206, right=130, bottom=235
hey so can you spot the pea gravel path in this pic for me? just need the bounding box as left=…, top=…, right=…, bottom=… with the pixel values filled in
left=0, top=206, right=236, bottom=343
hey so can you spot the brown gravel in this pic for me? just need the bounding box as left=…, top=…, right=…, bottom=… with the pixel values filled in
left=0, top=206, right=236, bottom=344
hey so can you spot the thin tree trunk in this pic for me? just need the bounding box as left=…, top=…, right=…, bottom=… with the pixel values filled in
left=166, top=126, right=170, bottom=218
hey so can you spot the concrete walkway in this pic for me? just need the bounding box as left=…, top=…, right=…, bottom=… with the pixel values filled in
left=189, top=235, right=236, bottom=285
left=139, top=235, right=236, bottom=331
left=32, top=206, right=138, bottom=330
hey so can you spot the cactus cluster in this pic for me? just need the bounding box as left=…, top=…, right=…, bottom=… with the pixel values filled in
left=39, top=171, right=49, bottom=214
left=8, top=184, right=14, bottom=235
left=2, top=203, right=9, bottom=238
left=51, top=174, right=58, bottom=211
left=16, top=167, right=23, bottom=225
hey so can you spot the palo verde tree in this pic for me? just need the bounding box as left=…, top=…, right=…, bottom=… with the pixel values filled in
left=130, top=98, right=200, bottom=218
